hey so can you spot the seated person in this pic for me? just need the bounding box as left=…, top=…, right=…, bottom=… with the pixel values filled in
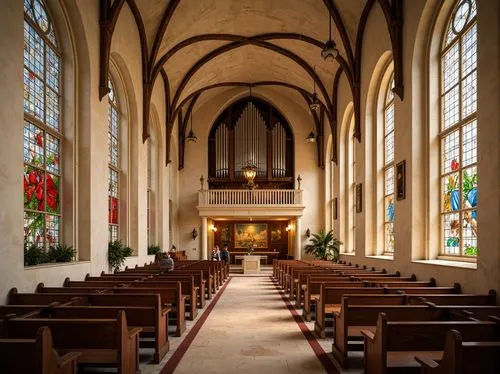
left=211, top=246, right=221, bottom=261
left=220, top=245, right=230, bottom=264
left=159, top=252, right=175, bottom=271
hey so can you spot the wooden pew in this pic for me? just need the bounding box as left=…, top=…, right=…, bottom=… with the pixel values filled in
left=315, top=291, right=407, bottom=338
left=303, top=280, right=367, bottom=321
left=386, top=285, right=461, bottom=294
left=112, top=284, right=187, bottom=337
left=415, top=329, right=500, bottom=374
left=361, top=313, right=500, bottom=374
left=1, top=310, right=141, bottom=374
left=0, top=326, right=81, bottom=374
left=331, top=296, right=454, bottom=368
left=408, top=290, right=496, bottom=305
left=129, top=277, right=198, bottom=320
left=151, top=271, right=207, bottom=308
left=39, top=301, right=170, bottom=364
left=9, top=289, right=86, bottom=305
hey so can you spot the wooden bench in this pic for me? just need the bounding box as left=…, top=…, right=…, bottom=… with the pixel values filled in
left=1, top=310, right=141, bottom=374
left=39, top=295, right=170, bottom=364
left=303, top=280, right=367, bottom=321
left=0, top=326, right=81, bottom=374
left=415, top=329, right=500, bottom=374
left=315, top=291, right=407, bottom=338
left=407, top=290, right=496, bottom=305
left=129, top=277, right=198, bottom=320
left=361, top=312, right=500, bottom=374
left=331, top=296, right=455, bottom=368
left=112, top=284, right=187, bottom=337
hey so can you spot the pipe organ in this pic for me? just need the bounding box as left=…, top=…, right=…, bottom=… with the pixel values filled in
left=215, top=123, right=229, bottom=178
left=234, top=102, right=267, bottom=178
left=272, top=122, right=286, bottom=178
left=208, top=97, right=294, bottom=189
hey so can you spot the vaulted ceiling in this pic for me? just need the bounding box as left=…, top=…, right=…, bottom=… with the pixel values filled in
left=99, top=0, right=403, bottom=166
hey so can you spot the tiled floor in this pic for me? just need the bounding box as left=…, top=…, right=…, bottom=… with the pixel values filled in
left=141, top=268, right=363, bottom=374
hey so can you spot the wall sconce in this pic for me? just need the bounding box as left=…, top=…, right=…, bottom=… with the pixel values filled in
left=285, top=224, right=293, bottom=232
left=192, top=228, right=198, bottom=240
left=306, top=228, right=311, bottom=237
left=211, top=225, right=218, bottom=232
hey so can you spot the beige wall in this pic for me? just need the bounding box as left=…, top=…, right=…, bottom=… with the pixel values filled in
left=334, top=0, right=500, bottom=297
left=178, top=86, right=326, bottom=259
left=0, top=0, right=172, bottom=303
left=0, top=0, right=498, bottom=303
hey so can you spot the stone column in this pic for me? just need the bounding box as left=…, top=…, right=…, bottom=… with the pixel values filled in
left=201, top=217, right=208, bottom=260
left=294, top=217, right=302, bottom=260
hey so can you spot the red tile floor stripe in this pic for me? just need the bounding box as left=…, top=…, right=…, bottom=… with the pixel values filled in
left=160, top=277, right=233, bottom=374
left=271, top=276, right=339, bottom=374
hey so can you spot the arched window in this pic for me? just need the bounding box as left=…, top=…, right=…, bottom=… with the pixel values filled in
left=108, top=77, right=120, bottom=242
left=346, top=116, right=356, bottom=253
left=440, top=0, right=477, bottom=257
left=23, top=0, right=63, bottom=250
left=147, top=135, right=156, bottom=246
left=383, top=76, right=395, bottom=253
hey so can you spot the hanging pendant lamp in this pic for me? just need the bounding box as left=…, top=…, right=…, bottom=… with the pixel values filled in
left=309, top=67, right=320, bottom=112
left=321, top=1, right=339, bottom=60
left=186, top=111, right=198, bottom=143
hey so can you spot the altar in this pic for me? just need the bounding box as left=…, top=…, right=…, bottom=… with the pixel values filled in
left=241, top=255, right=261, bottom=274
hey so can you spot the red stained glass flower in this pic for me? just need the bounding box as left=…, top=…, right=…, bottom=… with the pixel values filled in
left=451, top=159, right=459, bottom=171
left=35, top=132, right=43, bottom=147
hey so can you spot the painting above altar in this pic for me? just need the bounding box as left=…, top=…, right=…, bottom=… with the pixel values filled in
left=234, top=223, right=268, bottom=248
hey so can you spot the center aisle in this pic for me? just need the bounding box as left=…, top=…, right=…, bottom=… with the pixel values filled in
left=162, top=274, right=336, bottom=374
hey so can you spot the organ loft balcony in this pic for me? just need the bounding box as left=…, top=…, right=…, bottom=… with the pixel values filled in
left=197, top=177, right=305, bottom=218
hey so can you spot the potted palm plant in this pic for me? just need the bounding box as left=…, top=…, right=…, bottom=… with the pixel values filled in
left=304, top=229, right=342, bottom=262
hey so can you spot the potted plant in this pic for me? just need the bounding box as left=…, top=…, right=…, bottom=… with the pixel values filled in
left=304, top=229, right=342, bottom=262
left=147, top=245, right=162, bottom=256
left=108, top=240, right=133, bottom=272
left=48, top=244, right=76, bottom=263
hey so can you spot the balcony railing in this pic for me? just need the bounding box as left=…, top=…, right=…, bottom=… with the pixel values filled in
left=198, top=189, right=303, bottom=206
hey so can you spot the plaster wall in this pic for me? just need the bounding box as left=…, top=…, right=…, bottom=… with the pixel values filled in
left=334, top=0, right=500, bottom=296
left=177, top=86, right=326, bottom=260
left=0, top=0, right=170, bottom=302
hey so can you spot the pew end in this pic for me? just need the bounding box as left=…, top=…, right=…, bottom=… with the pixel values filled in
left=63, top=277, right=70, bottom=287
left=8, top=288, right=18, bottom=304
left=36, top=283, right=45, bottom=293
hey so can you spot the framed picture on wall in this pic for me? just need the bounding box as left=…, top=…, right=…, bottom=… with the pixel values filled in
left=355, top=183, right=362, bottom=213
left=396, top=160, right=406, bottom=201
left=333, top=197, right=338, bottom=220
left=270, top=223, right=282, bottom=242
left=234, top=223, right=268, bottom=248
left=220, top=224, right=231, bottom=245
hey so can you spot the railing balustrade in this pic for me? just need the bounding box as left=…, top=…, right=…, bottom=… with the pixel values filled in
left=198, top=189, right=303, bottom=206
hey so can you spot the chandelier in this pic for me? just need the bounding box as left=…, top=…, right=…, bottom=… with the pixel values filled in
left=242, top=161, right=258, bottom=189
left=321, top=1, right=339, bottom=61
left=309, top=66, right=320, bottom=112
left=186, top=110, right=198, bottom=143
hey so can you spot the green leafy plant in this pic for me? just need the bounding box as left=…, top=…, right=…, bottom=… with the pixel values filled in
left=147, top=245, right=162, bottom=256
left=304, top=229, right=342, bottom=262
left=464, top=246, right=477, bottom=256
left=108, top=240, right=133, bottom=271
left=48, top=244, right=76, bottom=263
left=24, top=243, right=49, bottom=266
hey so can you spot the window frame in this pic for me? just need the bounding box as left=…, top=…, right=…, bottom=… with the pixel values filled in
left=23, top=0, right=64, bottom=251
left=438, top=0, right=478, bottom=259
left=383, top=74, right=395, bottom=255
left=108, top=77, right=121, bottom=243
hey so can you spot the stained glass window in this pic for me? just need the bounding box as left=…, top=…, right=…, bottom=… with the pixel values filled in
left=440, top=0, right=477, bottom=257
left=108, top=77, right=120, bottom=242
left=346, top=123, right=356, bottom=254
left=384, top=75, right=395, bottom=253
left=23, top=0, right=62, bottom=252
